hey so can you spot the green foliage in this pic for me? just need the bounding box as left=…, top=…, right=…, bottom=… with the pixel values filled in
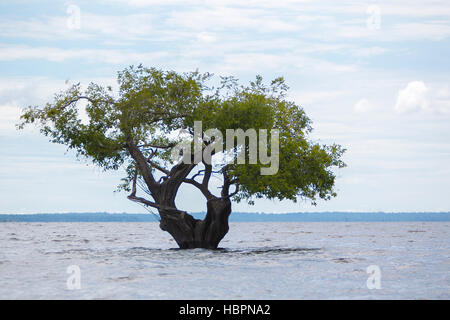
left=18, top=65, right=346, bottom=205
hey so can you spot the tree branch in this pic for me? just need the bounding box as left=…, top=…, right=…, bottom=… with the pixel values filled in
left=190, top=169, right=206, bottom=181
left=225, top=184, right=239, bottom=198
left=63, top=96, right=115, bottom=109
left=127, top=169, right=175, bottom=210
left=137, top=142, right=176, bottom=149
left=202, top=162, right=212, bottom=188
left=184, top=178, right=214, bottom=200
left=220, top=167, right=238, bottom=198
left=125, top=138, right=160, bottom=199
left=147, top=160, right=170, bottom=176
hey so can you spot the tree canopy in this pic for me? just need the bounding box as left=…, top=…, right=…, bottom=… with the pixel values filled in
left=18, top=65, right=346, bottom=248
left=19, top=65, right=345, bottom=204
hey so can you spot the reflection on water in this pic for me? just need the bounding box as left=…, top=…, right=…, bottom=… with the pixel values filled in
left=224, top=247, right=322, bottom=255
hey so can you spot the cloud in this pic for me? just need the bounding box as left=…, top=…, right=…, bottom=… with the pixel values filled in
left=389, top=21, right=450, bottom=41
left=432, top=85, right=450, bottom=114
left=0, top=78, right=65, bottom=134
left=0, top=103, right=21, bottom=134
left=0, top=77, right=119, bottom=135
left=0, top=45, right=168, bottom=64
left=290, top=90, right=346, bottom=105
left=353, top=47, right=389, bottom=57
left=109, top=0, right=450, bottom=18
left=354, top=98, right=373, bottom=113
left=0, top=12, right=158, bottom=42
left=394, top=81, right=429, bottom=113
left=393, top=81, right=450, bottom=114
left=196, top=32, right=217, bottom=43
left=2, top=1, right=450, bottom=50
left=167, top=6, right=300, bottom=33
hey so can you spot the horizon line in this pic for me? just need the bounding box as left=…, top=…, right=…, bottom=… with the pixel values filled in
left=1, top=211, right=450, bottom=215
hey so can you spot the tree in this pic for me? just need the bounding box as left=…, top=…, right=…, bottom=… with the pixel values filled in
left=18, top=65, right=346, bottom=249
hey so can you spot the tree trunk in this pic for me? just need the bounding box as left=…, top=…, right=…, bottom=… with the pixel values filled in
left=158, top=197, right=231, bottom=249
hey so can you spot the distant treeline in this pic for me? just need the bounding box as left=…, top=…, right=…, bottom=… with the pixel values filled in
left=0, top=212, right=449, bottom=222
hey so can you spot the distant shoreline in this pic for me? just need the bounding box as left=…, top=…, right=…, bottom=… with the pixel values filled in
left=1, top=212, right=449, bottom=222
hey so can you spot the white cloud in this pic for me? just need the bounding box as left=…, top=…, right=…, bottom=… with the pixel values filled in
left=0, top=45, right=168, bottom=64
left=196, top=32, right=217, bottom=43
left=354, top=98, right=373, bottom=113
left=0, top=13, right=158, bottom=42
left=0, top=103, right=21, bottom=134
left=390, top=21, right=450, bottom=41
left=0, top=78, right=66, bottom=134
left=394, top=81, right=429, bottom=113
left=109, top=0, right=450, bottom=18
left=433, top=85, right=450, bottom=113
left=76, top=99, right=90, bottom=125
left=290, top=90, right=346, bottom=105
left=2, top=1, right=450, bottom=47
left=353, top=47, right=389, bottom=57
left=0, top=77, right=119, bottom=135
left=393, top=81, right=450, bottom=114
left=167, top=6, right=300, bottom=33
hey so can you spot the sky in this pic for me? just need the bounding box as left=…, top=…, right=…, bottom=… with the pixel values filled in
left=0, top=0, right=449, bottom=214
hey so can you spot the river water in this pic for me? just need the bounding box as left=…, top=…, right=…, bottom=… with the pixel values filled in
left=0, top=222, right=448, bottom=299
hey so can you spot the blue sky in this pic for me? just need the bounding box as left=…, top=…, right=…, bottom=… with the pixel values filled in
left=0, top=0, right=449, bottom=214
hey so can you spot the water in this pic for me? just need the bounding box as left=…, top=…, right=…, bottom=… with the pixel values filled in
left=0, top=222, right=449, bottom=299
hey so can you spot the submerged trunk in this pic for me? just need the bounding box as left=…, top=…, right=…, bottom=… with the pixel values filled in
left=158, top=197, right=231, bottom=249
